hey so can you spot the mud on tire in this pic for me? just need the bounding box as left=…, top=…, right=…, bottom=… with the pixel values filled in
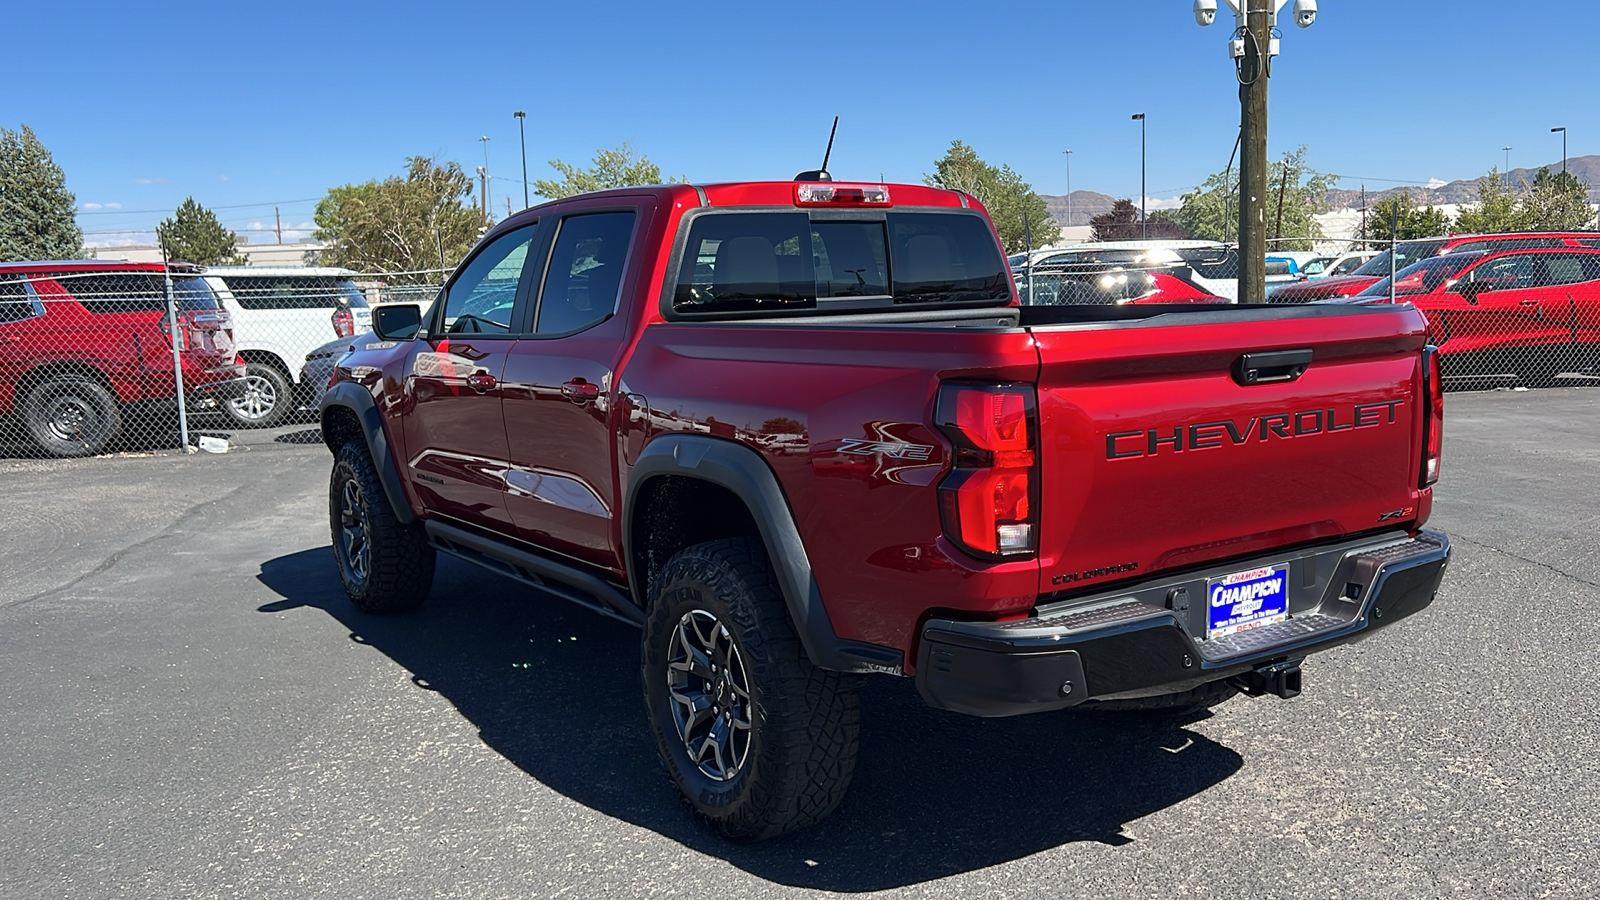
left=642, top=538, right=862, bottom=841
left=329, top=440, right=435, bottom=613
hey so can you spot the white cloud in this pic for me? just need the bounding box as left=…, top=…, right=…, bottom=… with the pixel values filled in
left=1144, top=196, right=1185, bottom=211
left=134, top=177, right=169, bottom=185
left=1426, top=178, right=1447, bottom=189
left=219, top=175, right=230, bottom=182
left=81, top=202, right=123, bottom=210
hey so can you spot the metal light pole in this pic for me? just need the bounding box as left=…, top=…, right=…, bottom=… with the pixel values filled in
left=514, top=111, right=530, bottom=209
left=1503, top=146, right=1512, bottom=185
left=1132, top=114, right=1146, bottom=240
left=1194, top=0, right=1318, bottom=304
left=1552, top=127, right=1567, bottom=177
left=479, top=135, right=492, bottom=218
left=1063, top=149, right=1074, bottom=230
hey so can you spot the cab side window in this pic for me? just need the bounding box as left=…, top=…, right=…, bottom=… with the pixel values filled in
left=441, top=224, right=538, bottom=335
left=0, top=276, right=41, bottom=324
left=536, top=211, right=636, bottom=335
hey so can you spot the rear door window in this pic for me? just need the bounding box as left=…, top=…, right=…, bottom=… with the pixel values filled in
left=672, top=211, right=1008, bottom=316
left=536, top=211, right=637, bottom=335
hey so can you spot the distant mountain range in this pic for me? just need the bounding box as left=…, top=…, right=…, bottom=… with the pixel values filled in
left=1325, top=155, right=1600, bottom=209
left=1038, top=155, right=1600, bottom=226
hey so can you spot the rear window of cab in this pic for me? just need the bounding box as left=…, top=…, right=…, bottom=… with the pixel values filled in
left=671, top=211, right=1010, bottom=316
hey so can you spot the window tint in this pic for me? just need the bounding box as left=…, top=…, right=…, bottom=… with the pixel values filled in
left=1355, top=241, right=1446, bottom=277
left=1265, top=259, right=1294, bottom=276
left=675, top=213, right=815, bottom=314
left=226, top=276, right=368, bottom=311
left=1538, top=254, right=1600, bottom=286
left=441, top=225, right=537, bottom=334
left=0, top=276, right=39, bottom=323
left=1465, top=255, right=1535, bottom=291
left=672, top=211, right=1008, bottom=315
left=885, top=213, right=1009, bottom=304
left=812, top=221, right=889, bottom=298
left=50, top=272, right=219, bottom=314
left=1330, top=257, right=1363, bottom=276
left=537, top=211, right=637, bottom=334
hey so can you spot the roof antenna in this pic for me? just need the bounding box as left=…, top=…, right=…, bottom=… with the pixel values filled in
left=794, top=116, right=838, bottom=182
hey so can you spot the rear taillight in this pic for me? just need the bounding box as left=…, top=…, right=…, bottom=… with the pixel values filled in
left=332, top=308, right=355, bottom=338
left=935, top=384, right=1039, bottom=560
left=1421, top=346, right=1444, bottom=486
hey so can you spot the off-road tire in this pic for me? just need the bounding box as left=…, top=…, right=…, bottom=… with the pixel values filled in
left=222, top=362, right=293, bottom=428
left=1078, top=679, right=1239, bottom=716
left=642, top=538, right=862, bottom=841
left=329, top=440, right=435, bottom=613
left=21, top=376, right=122, bottom=458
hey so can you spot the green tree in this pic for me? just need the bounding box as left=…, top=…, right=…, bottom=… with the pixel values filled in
left=156, top=197, right=245, bottom=265
left=1365, top=193, right=1453, bottom=243
left=312, top=156, right=483, bottom=282
left=1453, top=169, right=1525, bottom=234
left=0, top=124, right=84, bottom=261
left=1519, top=167, right=1594, bottom=231
left=533, top=143, right=683, bottom=200
left=924, top=141, right=1054, bottom=254
left=1177, top=145, right=1335, bottom=249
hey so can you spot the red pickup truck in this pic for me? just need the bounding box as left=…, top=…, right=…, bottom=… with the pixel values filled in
left=319, top=179, right=1451, bottom=840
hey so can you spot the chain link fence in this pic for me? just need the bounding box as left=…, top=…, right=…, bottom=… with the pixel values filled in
left=5, top=228, right=1600, bottom=459
left=1015, top=232, right=1600, bottom=390
left=0, top=262, right=442, bottom=458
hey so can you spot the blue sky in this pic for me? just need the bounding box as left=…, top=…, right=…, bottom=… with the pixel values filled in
left=10, top=0, right=1597, bottom=247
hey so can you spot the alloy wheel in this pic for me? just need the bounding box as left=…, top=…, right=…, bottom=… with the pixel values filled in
left=666, top=609, right=753, bottom=781
left=229, top=373, right=279, bottom=422
left=338, top=478, right=370, bottom=582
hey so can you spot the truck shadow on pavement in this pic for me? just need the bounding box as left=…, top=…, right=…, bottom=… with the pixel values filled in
left=257, top=548, right=1244, bottom=892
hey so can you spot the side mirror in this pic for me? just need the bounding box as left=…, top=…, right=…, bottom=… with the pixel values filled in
left=1451, top=281, right=1480, bottom=305
left=373, top=303, right=422, bottom=341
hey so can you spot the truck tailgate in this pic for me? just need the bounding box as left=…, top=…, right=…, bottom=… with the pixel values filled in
left=1028, top=305, right=1430, bottom=597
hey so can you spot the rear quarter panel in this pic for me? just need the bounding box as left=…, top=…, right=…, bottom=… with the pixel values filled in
left=622, top=322, right=1042, bottom=656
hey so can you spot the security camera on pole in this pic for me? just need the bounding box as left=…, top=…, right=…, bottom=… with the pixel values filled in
left=1194, top=0, right=1316, bottom=304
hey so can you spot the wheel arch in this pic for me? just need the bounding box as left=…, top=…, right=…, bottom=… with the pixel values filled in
left=624, top=434, right=902, bottom=675
left=237, top=349, right=293, bottom=377
left=319, top=382, right=415, bottom=525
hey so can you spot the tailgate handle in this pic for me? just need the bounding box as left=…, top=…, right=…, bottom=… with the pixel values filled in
left=1234, top=349, right=1313, bottom=386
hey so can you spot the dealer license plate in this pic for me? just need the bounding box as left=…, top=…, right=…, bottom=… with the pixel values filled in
left=1207, top=564, right=1290, bottom=639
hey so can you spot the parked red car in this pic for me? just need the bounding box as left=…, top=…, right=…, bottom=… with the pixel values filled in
left=1269, top=232, right=1600, bottom=303
left=1335, top=247, right=1600, bottom=384
left=0, top=261, right=247, bottom=456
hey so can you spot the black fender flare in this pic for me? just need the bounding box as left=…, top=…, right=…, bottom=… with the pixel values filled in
left=625, top=434, right=902, bottom=675
left=319, top=382, right=415, bottom=525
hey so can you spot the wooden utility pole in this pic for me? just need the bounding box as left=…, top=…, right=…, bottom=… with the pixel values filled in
left=274, top=206, right=282, bottom=245
left=1237, top=0, right=1271, bottom=304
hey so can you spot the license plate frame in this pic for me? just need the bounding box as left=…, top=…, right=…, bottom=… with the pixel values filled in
left=1207, top=564, right=1290, bottom=639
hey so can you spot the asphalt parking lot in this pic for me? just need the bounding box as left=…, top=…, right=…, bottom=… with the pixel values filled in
left=3, top=388, right=1598, bottom=899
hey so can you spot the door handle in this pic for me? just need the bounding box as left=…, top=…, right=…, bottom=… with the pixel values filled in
left=1518, top=299, right=1539, bottom=306
left=466, top=372, right=497, bottom=393
left=562, top=379, right=600, bottom=402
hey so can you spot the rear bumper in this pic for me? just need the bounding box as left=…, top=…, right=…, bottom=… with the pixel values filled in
left=915, top=530, right=1449, bottom=717
left=188, top=373, right=249, bottom=402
